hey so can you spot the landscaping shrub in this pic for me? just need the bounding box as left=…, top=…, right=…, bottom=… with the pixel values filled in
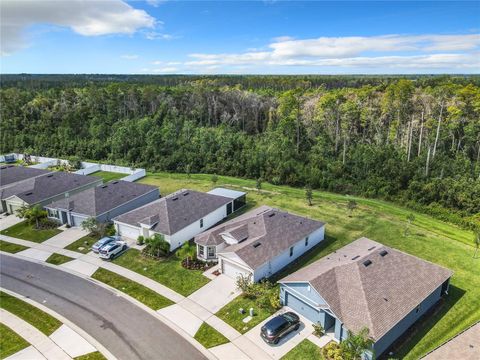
left=322, top=341, right=343, bottom=360
left=137, top=235, right=145, bottom=245
left=38, top=218, right=59, bottom=230
left=142, top=234, right=170, bottom=258
left=269, top=292, right=281, bottom=310
left=181, top=258, right=214, bottom=271
left=235, top=277, right=279, bottom=311
left=312, top=322, right=324, bottom=337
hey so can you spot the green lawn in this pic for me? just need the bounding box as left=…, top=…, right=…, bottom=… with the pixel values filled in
left=92, top=268, right=173, bottom=310
left=113, top=249, right=210, bottom=296
left=65, top=234, right=98, bottom=254
left=281, top=339, right=324, bottom=360
left=0, top=291, right=62, bottom=336
left=91, top=171, right=126, bottom=182
left=216, top=296, right=276, bottom=334
left=74, top=352, right=107, bottom=360
left=46, top=253, right=74, bottom=265
left=139, top=171, right=480, bottom=359
left=194, top=322, right=229, bottom=348
left=0, top=240, right=28, bottom=253
left=0, top=221, right=61, bottom=242
left=0, top=323, right=29, bottom=359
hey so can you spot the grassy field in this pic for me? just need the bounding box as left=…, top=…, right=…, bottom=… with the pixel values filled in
left=281, top=339, right=324, bottom=360
left=0, top=221, right=61, bottom=242
left=137, top=171, right=479, bottom=359
left=0, top=240, right=28, bottom=253
left=46, top=253, right=74, bottom=265
left=0, top=323, right=29, bottom=359
left=113, top=249, right=210, bottom=296
left=65, top=234, right=98, bottom=254
left=92, top=268, right=173, bottom=310
left=0, top=292, right=62, bottom=335
left=193, top=323, right=229, bottom=348
left=91, top=171, right=126, bottom=182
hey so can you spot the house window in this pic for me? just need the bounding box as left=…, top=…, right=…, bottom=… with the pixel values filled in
left=198, top=245, right=205, bottom=257
left=305, top=236, right=309, bottom=246
left=207, top=247, right=215, bottom=258
left=47, top=209, right=58, bottom=219
left=200, top=219, right=204, bottom=228
left=289, top=246, right=294, bottom=257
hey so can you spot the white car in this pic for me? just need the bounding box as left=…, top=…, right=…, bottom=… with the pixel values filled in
left=98, top=240, right=127, bottom=260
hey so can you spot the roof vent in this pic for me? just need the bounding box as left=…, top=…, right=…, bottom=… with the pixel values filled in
left=101, top=185, right=108, bottom=188
left=380, top=250, right=388, bottom=257
left=0, top=166, right=6, bottom=169
left=183, top=192, right=189, bottom=196
left=112, top=181, right=118, bottom=184
left=47, top=174, right=54, bottom=177
left=268, top=213, right=275, bottom=218
left=363, top=260, right=372, bottom=267
left=172, top=197, right=179, bottom=201
left=368, top=246, right=376, bottom=251
left=25, top=192, right=33, bottom=196
left=351, top=255, right=360, bottom=260
left=253, top=242, right=262, bottom=248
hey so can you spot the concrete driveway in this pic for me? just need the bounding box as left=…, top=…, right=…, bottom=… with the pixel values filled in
left=43, top=227, right=89, bottom=248
left=188, top=274, right=241, bottom=313
left=0, top=214, right=23, bottom=231
left=243, top=307, right=316, bottom=359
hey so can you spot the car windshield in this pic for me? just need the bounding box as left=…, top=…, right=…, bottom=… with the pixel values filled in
left=263, top=316, right=287, bottom=335
left=282, top=313, right=297, bottom=322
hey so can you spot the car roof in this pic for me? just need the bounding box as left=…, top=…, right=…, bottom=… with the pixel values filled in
left=264, top=315, right=288, bottom=330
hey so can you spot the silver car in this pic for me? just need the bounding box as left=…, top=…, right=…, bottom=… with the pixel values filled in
left=99, top=240, right=127, bottom=260
left=92, top=235, right=120, bottom=253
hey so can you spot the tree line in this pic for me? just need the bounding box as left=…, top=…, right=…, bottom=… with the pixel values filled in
left=1, top=76, right=479, bottom=228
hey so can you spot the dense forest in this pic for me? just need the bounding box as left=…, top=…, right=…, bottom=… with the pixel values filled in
left=1, top=75, right=479, bottom=228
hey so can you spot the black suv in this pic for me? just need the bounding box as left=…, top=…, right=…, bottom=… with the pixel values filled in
left=260, top=312, right=300, bottom=344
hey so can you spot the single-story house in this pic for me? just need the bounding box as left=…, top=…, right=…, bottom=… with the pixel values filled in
left=278, top=237, right=453, bottom=358
left=1, top=172, right=102, bottom=215
left=113, top=188, right=245, bottom=251
left=45, top=180, right=159, bottom=227
left=194, top=205, right=326, bottom=282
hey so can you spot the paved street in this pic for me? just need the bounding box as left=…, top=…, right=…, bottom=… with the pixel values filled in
left=0, top=254, right=207, bottom=360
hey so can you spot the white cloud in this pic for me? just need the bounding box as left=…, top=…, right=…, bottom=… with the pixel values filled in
left=146, top=0, right=166, bottom=7
left=0, top=0, right=155, bottom=55
left=145, top=32, right=177, bottom=40
left=121, top=54, right=139, bottom=60
left=185, top=33, right=480, bottom=72
left=153, top=67, right=179, bottom=73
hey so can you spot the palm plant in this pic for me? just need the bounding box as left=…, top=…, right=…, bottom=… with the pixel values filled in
left=340, top=327, right=374, bottom=360
left=16, top=205, right=46, bottom=229
left=177, top=241, right=197, bottom=267
left=347, top=200, right=357, bottom=217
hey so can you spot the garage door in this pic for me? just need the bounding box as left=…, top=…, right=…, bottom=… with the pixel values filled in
left=285, top=292, right=320, bottom=322
left=8, top=204, right=22, bottom=214
left=222, top=260, right=252, bottom=280
left=117, top=223, right=140, bottom=239
left=71, top=215, right=87, bottom=227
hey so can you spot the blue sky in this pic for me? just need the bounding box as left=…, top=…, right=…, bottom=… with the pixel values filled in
left=1, top=1, right=479, bottom=74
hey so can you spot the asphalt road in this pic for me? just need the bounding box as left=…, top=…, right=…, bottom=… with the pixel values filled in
left=0, top=254, right=207, bottom=360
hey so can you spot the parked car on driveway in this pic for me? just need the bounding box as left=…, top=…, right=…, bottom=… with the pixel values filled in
left=99, top=240, right=127, bottom=260
left=260, top=312, right=300, bottom=345
left=92, top=235, right=120, bottom=253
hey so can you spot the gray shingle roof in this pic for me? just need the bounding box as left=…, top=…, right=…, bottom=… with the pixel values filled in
left=47, top=180, right=158, bottom=217
left=1, top=172, right=101, bottom=204
left=280, top=237, right=453, bottom=340
left=0, top=165, right=52, bottom=188
left=196, top=206, right=325, bottom=269
left=113, top=189, right=232, bottom=235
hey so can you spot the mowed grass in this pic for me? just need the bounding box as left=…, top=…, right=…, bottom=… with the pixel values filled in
left=91, top=171, right=127, bottom=182
left=0, top=221, right=61, bottom=242
left=216, top=296, right=275, bottom=334
left=0, top=291, right=62, bottom=335
left=74, top=351, right=107, bottom=360
left=113, top=249, right=210, bottom=296
left=0, top=240, right=28, bottom=253
left=138, top=171, right=480, bottom=359
left=281, top=339, right=324, bottom=360
left=46, top=253, right=74, bottom=265
left=0, top=323, right=29, bottom=359
left=91, top=268, right=173, bottom=310
left=65, top=234, right=98, bottom=254
left=194, top=323, right=229, bottom=348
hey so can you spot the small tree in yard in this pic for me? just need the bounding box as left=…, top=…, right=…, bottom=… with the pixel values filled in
left=177, top=241, right=197, bottom=267
left=404, top=213, right=416, bottom=237
left=340, top=327, right=374, bottom=360
left=16, top=205, right=46, bottom=229
left=185, top=164, right=191, bottom=179
left=347, top=200, right=357, bottom=217
left=305, top=185, right=313, bottom=206
left=144, top=233, right=170, bottom=258
left=81, top=217, right=107, bottom=238
left=256, top=178, right=262, bottom=192
left=474, top=228, right=480, bottom=259
left=211, top=174, right=218, bottom=187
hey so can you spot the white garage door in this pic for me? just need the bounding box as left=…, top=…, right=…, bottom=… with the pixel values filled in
left=71, top=215, right=87, bottom=227
left=117, top=223, right=140, bottom=239
left=222, top=260, right=252, bottom=280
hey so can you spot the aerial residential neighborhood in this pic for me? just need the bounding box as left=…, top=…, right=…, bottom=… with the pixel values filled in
left=0, top=1, right=479, bottom=360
